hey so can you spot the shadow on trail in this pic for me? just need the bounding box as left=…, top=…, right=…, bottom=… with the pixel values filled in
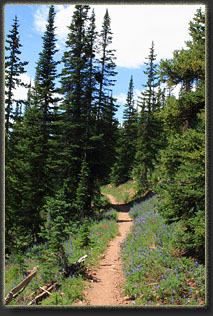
left=110, top=190, right=154, bottom=213
left=116, top=219, right=132, bottom=223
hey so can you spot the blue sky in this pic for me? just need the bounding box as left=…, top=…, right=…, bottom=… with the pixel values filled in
left=5, top=4, right=205, bottom=123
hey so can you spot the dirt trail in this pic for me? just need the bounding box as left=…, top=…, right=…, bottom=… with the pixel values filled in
left=73, top=193, right=133, bottom=306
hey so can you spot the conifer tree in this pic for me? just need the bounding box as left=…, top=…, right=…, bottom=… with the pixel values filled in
left=156, top=8, right=205, bottom=258
left=111, top=76, right=137, bottom=185
left=22, top=5, right=60, bottom=241
left=5, top=15, right=28, bottom=135
left=122, top=75, right=138, bottom=160
left=133, top=42, right=162, bottom=191
left=159, top=8, right=205, bottom=128
left=96, top=9, right=117, bottom=120
left=31, top=5, right=60, bottom=199
left=5, top=7, right=61, bottom=251
left=59, top=5, right=97, bottom=206
left=100, top=93, right=119, bottom=182
left=5, top=15, right=29, bottom=253
left=75, top=160, right=91, bottom=218
left=94, top=9, right=118, bottom=183
left=39, top=189, right=72, bottom=276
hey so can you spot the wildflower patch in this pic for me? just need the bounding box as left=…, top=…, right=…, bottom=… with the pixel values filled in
left=120, top=195, right=205, bottom=306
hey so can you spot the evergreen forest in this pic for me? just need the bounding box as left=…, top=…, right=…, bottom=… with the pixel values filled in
left=4, top=5, right=206, bottom=306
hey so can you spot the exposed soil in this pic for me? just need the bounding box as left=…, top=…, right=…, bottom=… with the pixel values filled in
left=73, top=193, right=133, bottom=306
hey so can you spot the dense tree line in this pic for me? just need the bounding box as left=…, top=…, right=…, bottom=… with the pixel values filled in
left=110, top=8, right=205, bottom=259
left=5, top=5, right=118, bottom=255
left=5, top=6, right=205, bottom=261
left=155, top=8, right=205, bottom=259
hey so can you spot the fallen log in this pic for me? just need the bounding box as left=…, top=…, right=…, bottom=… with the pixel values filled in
left=70, top=254, right=88, bottom=269
left=39, top=286, right=53, bottom=296
left=5, top=267, right=38, bottom=305
left=6, top=255, right=88, bottom=306
left=28, top=282, right=57, bottom=305
left=27, top=255, right=88, bottom=305
left=65, top=254, right=88, bottom=276
left=76, top=254, right=88, bottom=264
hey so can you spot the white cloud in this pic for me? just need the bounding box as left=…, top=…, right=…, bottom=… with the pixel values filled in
left=33, top=5, right=74, bottom=44
left=54, top=6, right=74, bottom=43
left=115, top=92, right=126, bottom=104
left=33, top=4, right=205, bottom=69
left=34, top=5, right=49, bottom=33
left=106, top=4, right=205, bottom=68
left=13, top=74, right=33, bottom=101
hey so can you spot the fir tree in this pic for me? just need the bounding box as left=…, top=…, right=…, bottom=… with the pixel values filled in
left=94, top=9, right=118, bottom=183
left=24, top=5, right=60, bottom=240
left=5, top=15, right=28, bottom=135
left=39, top=189, right=72, bottom=277
left=31, top=5, right=61, bottom=199
left=59, top=5, right=95, bottom=204
left=5, top=7, right=61, bottom=251
left=96, top=9, right=117, bottom=120
left=5, top=15, right=29, bottom=253
left=133, top=42, right=162, bottom=191
left=111, top=76, right=138, bottom=185
left=122, top=75, right=138, bottom=166
left=75, top=160, right=91, bottom=218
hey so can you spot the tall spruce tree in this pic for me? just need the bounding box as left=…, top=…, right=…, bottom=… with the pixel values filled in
left=59, top=5, right=98, bottom=210
left=110, top=76, right=138, bottom=185
left=5, top=6, right=61, bottom=251
left=31, top=5, right=60, bottom=199
left=133, top=42, right=162, bottom=192
left=24, top=5, right=60, bottom=241
left=5, top=15, right=29, bottom=253
left=5, top=15, right=28, bottom=135
left=122, top=75, right=138, bottom=167
left=96, top=9, right=117, bottom=120
left=59, top=5, right=118, bottom=212
left=94, top=9, right=118, bottom=183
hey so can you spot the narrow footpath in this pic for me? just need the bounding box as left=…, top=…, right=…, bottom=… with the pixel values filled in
left=73, top=193, right=133, bottom=306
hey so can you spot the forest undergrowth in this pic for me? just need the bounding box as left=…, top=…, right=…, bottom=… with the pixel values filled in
left=4, top=183, right=206, bottom=306
left=4, top=208, right=119, bottom=306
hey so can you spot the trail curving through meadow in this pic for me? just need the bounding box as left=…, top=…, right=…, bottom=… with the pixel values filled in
left=73, top=193, right=133, bottom=306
